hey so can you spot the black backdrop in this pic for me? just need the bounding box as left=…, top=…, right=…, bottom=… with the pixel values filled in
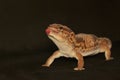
left=0, top=0, right=120, bottom=51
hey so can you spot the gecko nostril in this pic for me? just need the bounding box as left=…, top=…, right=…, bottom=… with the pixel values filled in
left=45, top=28, right=51, bottom=35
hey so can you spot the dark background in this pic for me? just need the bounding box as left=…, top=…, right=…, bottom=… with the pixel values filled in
left=0, top=0, right=120, bottom=80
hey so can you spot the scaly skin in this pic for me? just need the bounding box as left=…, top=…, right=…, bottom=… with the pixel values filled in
left=42, top=23, right=113, bottom=71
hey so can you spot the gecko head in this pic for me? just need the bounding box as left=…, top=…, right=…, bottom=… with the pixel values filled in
left=45, top=23, right=75, bottom=42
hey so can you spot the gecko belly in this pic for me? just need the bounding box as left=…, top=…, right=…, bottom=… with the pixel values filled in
left=81, top=49, right=101, bottom=57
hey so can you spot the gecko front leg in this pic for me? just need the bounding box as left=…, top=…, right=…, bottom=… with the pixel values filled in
left=74, top=52, right=85, bottom=71
left=42, top=50, right=61, bottom=67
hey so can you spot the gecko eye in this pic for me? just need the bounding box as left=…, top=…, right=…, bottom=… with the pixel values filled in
left=59, top=27, right=63, bottom=30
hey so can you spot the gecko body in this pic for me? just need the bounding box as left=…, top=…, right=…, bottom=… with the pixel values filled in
left=42, top=23, right=113, bottom=70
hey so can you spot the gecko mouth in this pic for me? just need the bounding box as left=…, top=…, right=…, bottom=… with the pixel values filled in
left=48, top=35, right=59, bottom=41
left=48, top=35, right=64, bottom=42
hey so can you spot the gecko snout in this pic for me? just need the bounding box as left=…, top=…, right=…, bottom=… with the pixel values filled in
left=45, top=28, right=51, bottom=35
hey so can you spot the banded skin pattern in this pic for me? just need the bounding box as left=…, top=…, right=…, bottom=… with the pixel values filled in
left=42, top=23, right=113, bottom=71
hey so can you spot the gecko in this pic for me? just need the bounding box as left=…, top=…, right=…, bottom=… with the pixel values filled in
left=42, top=23, right=113, bottom=70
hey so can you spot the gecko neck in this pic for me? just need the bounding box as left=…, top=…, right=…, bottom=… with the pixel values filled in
left=49, top=36, right=74, bottom=53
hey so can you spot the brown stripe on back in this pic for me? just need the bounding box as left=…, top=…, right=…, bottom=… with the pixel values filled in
left=75, top=33, right=99, bottom=52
